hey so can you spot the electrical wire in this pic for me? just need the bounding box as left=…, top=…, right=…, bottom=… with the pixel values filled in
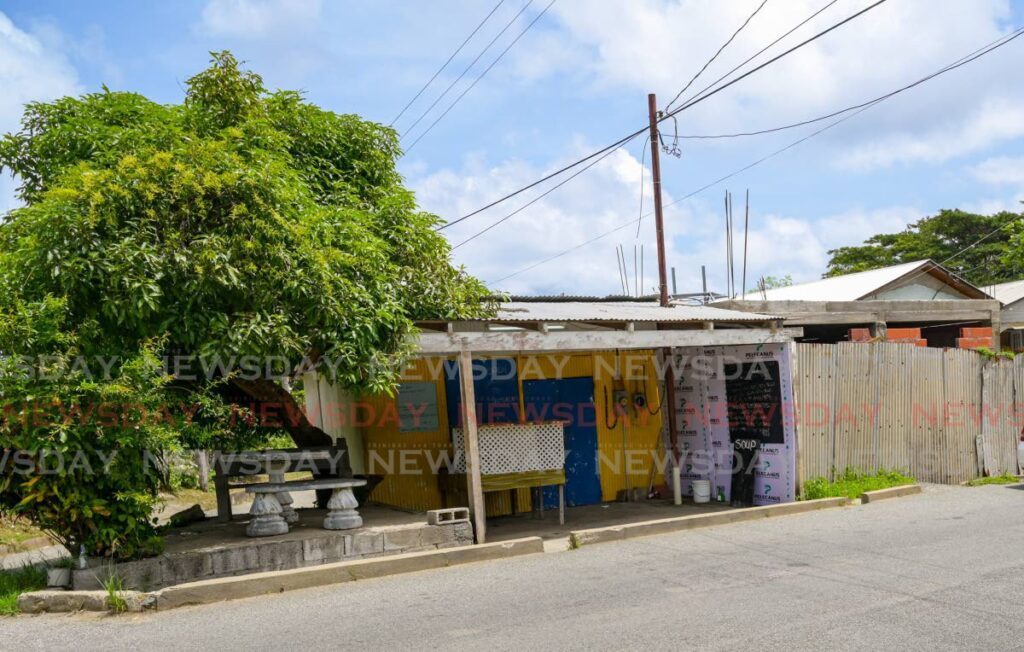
left=635, top=134, right=651, bottom=237
left=404, top=0, right=555, bottom=154
left=675, top=25, right=1024, bottom=140
left=488, top=25, right=1024, bottom=286
left=401, top=0, right=534, bottom=142
left=440, top=0, right=885, bottom=231
left=451, top=130, right=638, bottom=249
left=389, top=0, right=507, bottom=127
left=664, top=0, right=770, bottom=112
left=674, top=0, right=841, bottom=110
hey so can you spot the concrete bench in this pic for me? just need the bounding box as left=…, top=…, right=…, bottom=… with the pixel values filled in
left=212, top=445, right=351, bottom=523
left=246, top=478, right=367, bottom=537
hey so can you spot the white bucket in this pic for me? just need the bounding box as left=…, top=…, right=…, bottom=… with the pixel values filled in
left=692, top=479, right=711, bottom=504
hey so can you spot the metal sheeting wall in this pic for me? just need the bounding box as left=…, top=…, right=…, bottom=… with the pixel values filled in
left=794, top=343, right=1019, bottom=486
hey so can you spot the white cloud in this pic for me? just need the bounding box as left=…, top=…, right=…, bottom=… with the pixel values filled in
left=412, top=143, right=926, bottom=295
left=838, top=98, right=1024, bottom=169
left=970, top=155, right=1024, bottom=186
left=197, top=0, right=323, bottom=38
left=536, top=0, right=1020, bottom=169
left=0, top=12, right=81, bottom=210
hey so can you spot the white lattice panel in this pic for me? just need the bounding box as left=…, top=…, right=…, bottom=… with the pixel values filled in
left=452, top=422, right=565, bottom=474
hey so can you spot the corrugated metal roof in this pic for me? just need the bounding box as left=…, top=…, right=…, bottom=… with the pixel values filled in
left=748, top=260, right=930, bottom=302
left=489, top=301, right=776, bottom=323
left=990, top=279, right=1024, bottom=306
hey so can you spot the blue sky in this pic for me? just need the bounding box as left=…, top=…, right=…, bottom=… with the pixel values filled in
left=2, top=0, right=1023, bottom=296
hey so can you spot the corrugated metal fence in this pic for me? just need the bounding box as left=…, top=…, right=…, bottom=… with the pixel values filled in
left=795, top=343, right=1021, bottom=485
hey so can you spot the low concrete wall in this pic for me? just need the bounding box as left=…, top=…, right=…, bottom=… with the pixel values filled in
left=860, top=484, right=922, bottom=503
left=569, top=498, right=850, bottom=548
left=73, top=521, right=473, bottom=592
left=154, top=537, right=543, bottom=610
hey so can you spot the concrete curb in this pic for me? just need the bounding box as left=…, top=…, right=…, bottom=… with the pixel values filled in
left=17, top=590, right=153, bottom=614
left=860, top=484, right=922, bottom=503
left=569, top=498, right=850, bottom=548
left=153, top=536, right=543, bottom=610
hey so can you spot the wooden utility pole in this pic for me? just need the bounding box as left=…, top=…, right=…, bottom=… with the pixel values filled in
left=647, top=94, right=670, bottom=307
left=648, top=93, right=681, bottom=468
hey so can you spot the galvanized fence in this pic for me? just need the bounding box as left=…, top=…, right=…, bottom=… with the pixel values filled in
left=794, top=343, right=1022, bottom=485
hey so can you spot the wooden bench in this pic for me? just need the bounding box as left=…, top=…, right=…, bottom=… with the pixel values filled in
left=246, top=478, right=367, bottom=537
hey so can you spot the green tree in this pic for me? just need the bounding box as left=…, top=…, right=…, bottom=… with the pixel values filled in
left=0, top=52, right=493, bottom=557
left=825, top=208, right=1022, bottom=285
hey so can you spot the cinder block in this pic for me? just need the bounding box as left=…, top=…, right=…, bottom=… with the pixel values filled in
left=419, top=525, right=457, bottom=547
left=382, top=527, right=424, bottom=551
left=302, top=537, right=346, bottom=564
left=210, top=546, right=260, bottom=576
left=161, top=552, right=214, bottom=585
left=426, top=507, right=470, bottom=525
left=256, top=540, right=304, bottom=571
left=346, top=531, right=384, bottom=556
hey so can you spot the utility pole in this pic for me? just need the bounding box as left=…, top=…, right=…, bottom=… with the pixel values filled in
left=648, top=94, right=670, bottom=308
left=647, top=93, right=681, bottom=494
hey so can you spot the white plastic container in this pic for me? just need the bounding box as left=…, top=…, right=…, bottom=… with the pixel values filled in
left=692, top=479, right=711, bottom=504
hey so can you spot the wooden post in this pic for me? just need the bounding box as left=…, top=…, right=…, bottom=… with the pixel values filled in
left=195, top=450, right=210, bottom=492
left=458, top=349, right=486, bottom=543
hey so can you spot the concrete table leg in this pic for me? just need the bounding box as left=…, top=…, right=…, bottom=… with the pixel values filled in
left=268, top=465, right=298, bottom=524
left=323, top=486, right=363, bottom=530
left=247, top=492, right=289, bottom=537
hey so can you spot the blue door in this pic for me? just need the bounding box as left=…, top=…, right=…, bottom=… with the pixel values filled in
left=523, top=377, right=602, bottom=507
left=443, top=358, right=520, bottom=427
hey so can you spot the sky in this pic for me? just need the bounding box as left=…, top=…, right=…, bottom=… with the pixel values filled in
left=1, top=0, right=1024, bottom=297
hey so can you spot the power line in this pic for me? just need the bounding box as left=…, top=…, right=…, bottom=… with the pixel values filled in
left=389, top=0, right=507, bottom=127
left=664, top=0, right=770, bottom=112
left=404, top=0, right=555, bottom=154
left=401, top=0, right=534, bottom=142
left=674, top=0, right=841, bottom=110
left=489, top=26, right=1023, bottom=286
left=675, top=25, right=1024, bottom=140
left=451, top=132, right=639, bottom=249
left=440, top=0, right=886, bottom=231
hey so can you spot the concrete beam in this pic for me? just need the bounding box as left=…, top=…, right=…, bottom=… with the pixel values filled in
left=416, top=327, right=802, bottom=355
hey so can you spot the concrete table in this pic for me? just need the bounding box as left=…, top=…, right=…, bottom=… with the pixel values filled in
left=245, top=478, right=367, bottom=537
left=236, top=450, right=335, bottom=525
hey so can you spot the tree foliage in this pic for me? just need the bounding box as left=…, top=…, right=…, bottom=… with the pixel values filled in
left=0, top=52, right=493, bottom=557
left=825, top=208, right=1023, bottom=286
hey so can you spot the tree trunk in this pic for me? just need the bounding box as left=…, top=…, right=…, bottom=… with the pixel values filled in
left=231, top=377, right=333, bottom=448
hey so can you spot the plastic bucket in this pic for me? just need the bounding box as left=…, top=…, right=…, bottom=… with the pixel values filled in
left=692, top=479, right=711, bottom=503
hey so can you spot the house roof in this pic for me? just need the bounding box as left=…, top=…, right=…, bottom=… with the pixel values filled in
left=989, top=279, right=1024, bottom=306
left=489, top=300, right=776, bottom=323
left=741, top=259, right=990, bottom=302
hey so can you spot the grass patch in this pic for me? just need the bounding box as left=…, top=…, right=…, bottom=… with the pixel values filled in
left=0, top=516, right=45, bottom=552
left=0, top=566, right=47, bottom=616
left=967, top=473, right=1021, bottom=486
left=802, top=468, right=915, bottom=501
left=102, top=572, right=128, bottom=614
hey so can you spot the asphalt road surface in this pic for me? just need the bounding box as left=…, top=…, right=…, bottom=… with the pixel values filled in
left=4, top=483, right=1024, bottom=651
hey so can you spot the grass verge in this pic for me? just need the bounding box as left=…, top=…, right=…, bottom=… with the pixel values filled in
left=802, top=468, right=915, bottom=500
left=967, top=473, right=1021, bottom=486
left=0, top=566, right=47, bottom=616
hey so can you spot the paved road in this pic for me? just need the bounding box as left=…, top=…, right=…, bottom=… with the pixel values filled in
left=4, top=484, right=1024, bottom=651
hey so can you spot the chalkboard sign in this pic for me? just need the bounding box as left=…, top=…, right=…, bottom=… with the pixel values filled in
left=723, top=360, right=784, bottom=444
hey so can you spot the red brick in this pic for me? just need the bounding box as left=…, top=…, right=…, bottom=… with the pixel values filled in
left=848, top=328, right=871, bottom=342
left=960, top=327, right=993, bottom=338
left=915, top=339, right=928, bottom=347
left=957, top=337, right=994, bottom=349
left=886, top=327, right=921, bottom=340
